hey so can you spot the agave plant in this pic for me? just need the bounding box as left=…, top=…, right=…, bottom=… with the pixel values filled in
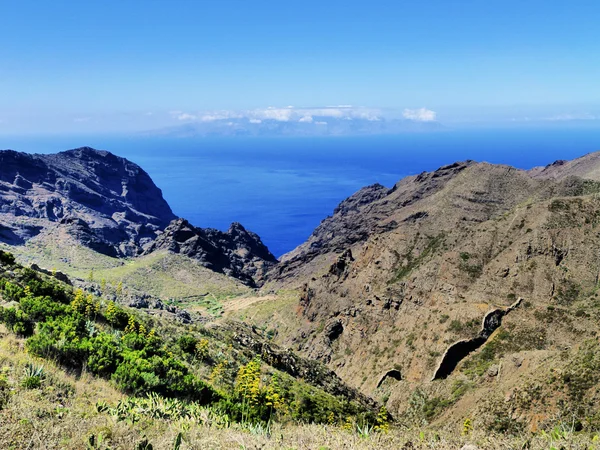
left=356, top=421, right=374, bottom=439
left=242, top=420, right=272, bottom=437
left=85, top=320, right=97, bottom=337
left=24, top=362, right=45, bottom=379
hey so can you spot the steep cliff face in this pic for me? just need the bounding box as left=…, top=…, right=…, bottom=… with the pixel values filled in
left=0, top=147, right=176, bottom=255
left=144, top=219, right=277, bottom=286
left=0, top=147, right=276, bottom=286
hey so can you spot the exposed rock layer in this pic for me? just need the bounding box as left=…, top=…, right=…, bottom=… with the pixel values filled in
left=0, top=147, right=175, bottom=255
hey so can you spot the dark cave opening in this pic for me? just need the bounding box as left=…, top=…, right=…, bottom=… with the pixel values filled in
left=432, top=336, right=486, bottom=380
left=432, top=305, right=518, bottom=380
left=376, top=369, right=402, bottom=388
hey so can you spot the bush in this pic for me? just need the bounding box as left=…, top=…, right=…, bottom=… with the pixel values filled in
left=0, top=374, right=10, bottom=410
left=87, top=334, right=123, bottom=377
left=21, top=375, right=42, bottom=389
left=26, top=314, right=89, bottom=367
left=0, top=251, right=15, bottom=266
left=104, top=301, right=129, bottom=329
left=20, top=295, right=67, bottom=321
left=178, top=335, right=198, bottom=354
left=1, top=282, right=24, bottom=302
left=0, top=306, right=34, bottom=337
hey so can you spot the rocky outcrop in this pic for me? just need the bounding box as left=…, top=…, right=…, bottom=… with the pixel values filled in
left=0, top=147, right=176, bottom=255
left=144, top=218, right=277, bottom=286
left=273, top=161, right=475, bottom=281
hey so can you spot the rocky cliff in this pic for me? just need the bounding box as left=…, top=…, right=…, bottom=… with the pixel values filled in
left=144, top=218, right=277, bottom=286
left=0, top=147, right=276, bottom=285
left=0, top=147, right=176, bottom=255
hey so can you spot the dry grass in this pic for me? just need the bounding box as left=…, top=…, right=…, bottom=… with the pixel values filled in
left=0, top=329, right=598, bottom=450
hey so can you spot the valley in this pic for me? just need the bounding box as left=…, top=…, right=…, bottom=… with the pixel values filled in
left=2, top=147, right=600, bottom=448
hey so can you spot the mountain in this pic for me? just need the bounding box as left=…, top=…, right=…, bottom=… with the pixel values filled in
left=5, top=145, right=600, bottom=447
left=256, top=151, right=600, bottom=430
left=144, top=218, right=277, bottom=286
left=0, top=147, right=276, bottom=285
left=0, top=147, right=176, bottom=255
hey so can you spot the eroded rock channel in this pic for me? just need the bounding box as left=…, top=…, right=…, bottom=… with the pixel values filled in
left=432, top=298, right=522, bottom=380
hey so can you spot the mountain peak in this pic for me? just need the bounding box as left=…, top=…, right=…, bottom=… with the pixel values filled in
left=0, top=148, right=175, bottom=255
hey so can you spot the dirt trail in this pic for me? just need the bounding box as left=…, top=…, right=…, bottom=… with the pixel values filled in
left=223, top=295, right=278, bottom=312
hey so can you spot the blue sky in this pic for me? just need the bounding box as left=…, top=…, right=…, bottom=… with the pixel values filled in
left=1, top=0, right=600, bottom=133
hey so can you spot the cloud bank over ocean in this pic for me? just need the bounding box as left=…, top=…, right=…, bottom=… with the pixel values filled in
left=156, top=106, right=441, bottom=137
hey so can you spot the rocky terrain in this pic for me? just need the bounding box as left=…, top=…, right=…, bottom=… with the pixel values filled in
left=145, top=218, right=276, bottom=286
left=257, top=151, right=600, bottom=430
left=0, top=147, right=276, bottom=285
left=5, top=146, right=600, bottom=445
left=0, top=147, right=175, bottom=254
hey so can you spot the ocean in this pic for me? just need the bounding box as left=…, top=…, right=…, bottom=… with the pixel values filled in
left=2, top=128, right=600, bottom=257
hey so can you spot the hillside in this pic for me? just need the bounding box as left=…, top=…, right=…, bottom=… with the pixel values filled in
left=252, top=152, right=600, bottom=433
left=3, top=148, right=600, bottom=448
left=0, top=250, right=393, bottom=448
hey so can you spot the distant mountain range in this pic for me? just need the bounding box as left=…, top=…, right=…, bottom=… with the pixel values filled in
left=150, top=116, right=443, bottom=138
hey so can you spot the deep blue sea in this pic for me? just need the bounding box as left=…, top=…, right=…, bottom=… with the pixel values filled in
left=2, top=128, right=600, bottom=257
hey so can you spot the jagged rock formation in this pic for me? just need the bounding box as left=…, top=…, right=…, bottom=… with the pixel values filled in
left=144, top=218, right=277, bottom=286
left=0, top=147, right=176, bottom=255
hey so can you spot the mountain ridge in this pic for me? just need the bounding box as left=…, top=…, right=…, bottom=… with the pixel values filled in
left=0, top=147, right=276, bottom=285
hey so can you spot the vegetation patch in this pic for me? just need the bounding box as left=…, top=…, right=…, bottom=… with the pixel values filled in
left=0, top=251, right=375, bottom=430
left=390, top=234, right=444, bottom=283
left=462, top=326, right=547, bottom=377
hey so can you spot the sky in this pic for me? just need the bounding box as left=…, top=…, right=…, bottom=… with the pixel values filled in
left=1, top=0, right=600, bottom=134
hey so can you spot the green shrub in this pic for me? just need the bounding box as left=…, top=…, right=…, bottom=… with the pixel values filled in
left=0, top=251, right=15, bottom=266
left=21, top=375, right=41, bottom=389
left=26, top=314, right=89, bottom=367
left=0, top=306, right=34, bottom=337
left=1, top=282, right=24, bottom=302
left=104, top=301, right=129, bottom=329
left=0, top=374, right=10, bottom=409
left=20, top=295, right=67, bottom=321
left=178, top=335, right=198, bottom=354
left=87, top=334, right=123, bottom=377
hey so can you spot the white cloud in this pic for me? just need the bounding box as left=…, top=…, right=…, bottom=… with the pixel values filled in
left=177, top=113, right=197, bottom=121
left=315, top=121, right=328, bottom=125
left=403, top=108, right=437, bottom=122
left=544, top=113, right=598, bottom=121
left=200, top=111, right=244, bottom=122
left=254, top=108, right=295, bottom=121
left=73, top=117, right=91, bottom=123
left=163, top=105, right=389, bottom=125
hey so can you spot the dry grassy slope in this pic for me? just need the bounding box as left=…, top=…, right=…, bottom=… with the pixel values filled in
left=256, top=153, right=600, bottom=425
left=2, top=328, right=592, bottom=450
